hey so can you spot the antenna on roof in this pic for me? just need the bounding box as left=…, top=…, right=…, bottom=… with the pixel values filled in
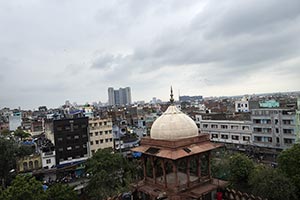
left=170, top=86, right=174, bottom=104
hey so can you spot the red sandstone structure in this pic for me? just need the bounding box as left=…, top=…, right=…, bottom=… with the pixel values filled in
left=131, top=89, right=227, bottom=200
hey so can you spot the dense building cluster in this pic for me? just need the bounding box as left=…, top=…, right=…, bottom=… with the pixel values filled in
left=0, top=89, right=299, bottom=198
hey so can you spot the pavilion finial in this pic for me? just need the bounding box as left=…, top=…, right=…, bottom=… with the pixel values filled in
left=170, top=86, right=174, bottom=104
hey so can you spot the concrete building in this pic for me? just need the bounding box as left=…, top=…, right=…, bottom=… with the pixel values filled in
left=297, top=98, right=300, bottom=143
left=179, top=95, right=203, bottom=102
left=89, top=117, right=113, bottom=155
left=53, top=117, right=90, bottom=166
left=259, top=100, right=280, bottom=108
left=251, top=108, right=296, bottom=149
left=235, top=96, right=250, bottom=113
left=41, top=147, right=56, bottom=169
left=17, top=154, right=42, bottom=172
left=195, top=115, right=252, bottom=148
left=9, top=112, right=22, bottom=131
left=108, top=87, right=132, bottom=106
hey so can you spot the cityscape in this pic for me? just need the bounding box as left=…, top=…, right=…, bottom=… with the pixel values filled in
left=1, top=1, right=300, bottom=200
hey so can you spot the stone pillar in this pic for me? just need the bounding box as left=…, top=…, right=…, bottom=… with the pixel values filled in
left=197, top=154, right=201, bottom=180
left=151, top=156, right=156, bottom=183
left=161, top=159, right=167, bottom=188
left=208, top=152, right=211, bottom=179
left=142, top=156, right=147, bottom=180
left=172, top=160, right=179, bottom=188
left=186, top=157, right=190, bottom=187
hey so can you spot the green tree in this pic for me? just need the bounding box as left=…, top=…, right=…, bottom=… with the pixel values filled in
left=229, top=153, right=254, bottom=184
left=211, top=151, right=230, bottom=180
left=1, top=175, right=47, bottom=200
left=16, top=145, right=35, bottom=157
left=278, top=143, right=300, bottom=198
left=0, top=129, right=11, bottom=137
left=46, top=183, right=78, bottom=200
left=0, top=138, right=17, bottom=188
left=85, top=148, right=137, bottom=200
left=13, top=128, right=30, bottom=140
left=249, top=165, right=296, bottom=200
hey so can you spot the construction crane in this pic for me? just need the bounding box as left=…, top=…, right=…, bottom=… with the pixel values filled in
left=296, top=97, right=300, bottom=144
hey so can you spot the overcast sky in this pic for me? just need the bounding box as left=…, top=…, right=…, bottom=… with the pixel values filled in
left=0, top=0, right=300, bottom=109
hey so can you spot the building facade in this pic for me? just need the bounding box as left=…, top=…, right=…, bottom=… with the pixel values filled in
left=17, top=154, right=42, bottom=172
left=251, top=108, right=296, bottom=149
left=195, top=115, right=252, bottom=148
left=108, top=87, right=132, bottom=106
left=89, top=117, right=114, bottom=155
left=53, top=117, right=89, bottom=165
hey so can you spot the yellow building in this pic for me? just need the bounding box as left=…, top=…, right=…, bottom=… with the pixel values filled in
left=17, top=154, right=42, bottom=172
left=89, top=117, right=113, bottom=155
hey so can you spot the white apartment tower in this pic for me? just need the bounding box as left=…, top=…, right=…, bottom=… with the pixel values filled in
left=108, top=87, right=132, bottom=106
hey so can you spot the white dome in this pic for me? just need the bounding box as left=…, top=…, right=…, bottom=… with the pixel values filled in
left=150, top=105, right=199, bottom=140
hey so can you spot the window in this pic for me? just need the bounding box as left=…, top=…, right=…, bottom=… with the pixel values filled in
left=254, top=136, right=262, bottom=142
left=232, top=135, right=239, bottom=140
left=23, top=162, right=28, bottom=171
left=100, top=131, right=103, bottom=135
left=75, top=145, right=80, bottom=149
left=95, top=132, right=99, bottom=136
left=83, top=144, right=87, bottom=148
left=29, top=161, right=33, bottom=169
left=242, top=126, right=249, bottom=130
left=105, top=131, right=108, bottom=134
left=110, top=138, right=113, bottom=142
left=211, top=124, right=218, bottom=129
left=203, top=124, right=208, bottom=128
left=90, top=133, right=93, bottom=137
left=67, top=146, right=72, bottom=150
left=58, top=148, right=63, bottom=151
left=57, top=127, right=63, bottom=131
left=90, top=141, right=93, bottom=145
left=74, top=135, right=79, bottom=139
left=243, top=136, right=250, bottom=141
left=67, top=136, right=72, bottom=140
left=221, top=125, right=228, bottom=129
left=104, top=122, right=107, bottom=125
left=91, top=150, right=95, bottom=154
left=265, top=128, right=272, bottom=133
left=254, top=127, right=262, bottom=132
left=284, top=138, right=294, bottom=144
left=96, top=140, right=99, bottom=144
left=283, top=129, right=293, bottom=134
left=100, top=139, right=103, bottom=143
left=221, top=134, right=228, bottom=139
left=231, top=125, right=238, bottom=130
left=46, top=159, right=51, bottom=164
left=211, top=134, right=218, bottom=139
left=65, top=126, right=70, bottom=130
left=105, top=139, right=109, bottom=142
left=58, top=137, right=63, bottom=142
left=253, top=119, right=260, bottom=124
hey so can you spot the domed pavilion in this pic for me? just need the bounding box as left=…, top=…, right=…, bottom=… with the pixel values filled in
left=131, top=88, right=227, bottom=200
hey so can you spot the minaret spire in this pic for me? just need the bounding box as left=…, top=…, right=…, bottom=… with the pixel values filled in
left=170, top=86, right=174, bottom=104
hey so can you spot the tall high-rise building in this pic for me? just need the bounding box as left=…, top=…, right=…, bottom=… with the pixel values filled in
left=108, top=87, right=115, bottom=106
left=108, top=87, right=132, bottom=106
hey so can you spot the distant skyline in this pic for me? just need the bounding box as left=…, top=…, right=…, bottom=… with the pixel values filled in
left=0, top=0, right=299, bottom=109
